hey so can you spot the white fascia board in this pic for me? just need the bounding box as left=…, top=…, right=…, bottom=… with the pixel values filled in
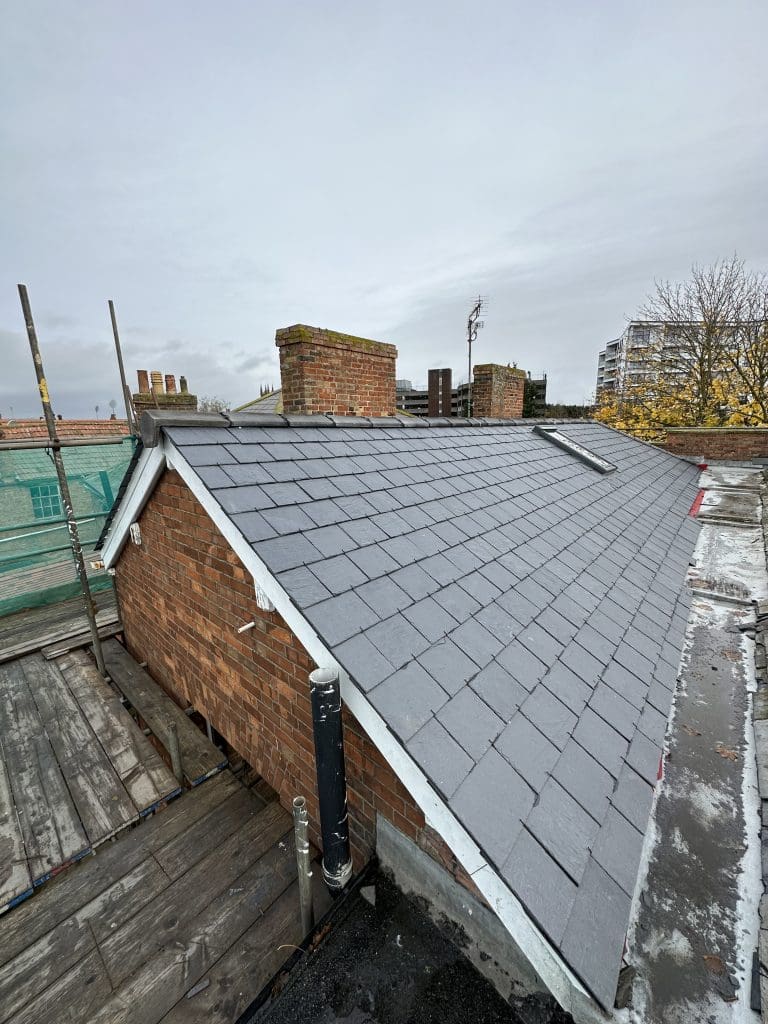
left=102, top=444, right=166, bottom=568
left=163, top=439, right=605, bottom=1024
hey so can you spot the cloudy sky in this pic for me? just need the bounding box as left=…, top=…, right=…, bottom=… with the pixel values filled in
left=2, top=0, right=767, bottom=417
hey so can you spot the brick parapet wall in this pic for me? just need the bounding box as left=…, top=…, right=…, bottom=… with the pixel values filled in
left=472, top=364, right=526, bottom=419
left=661, top=428, right=768, bottom=460
left=115, top=470, right=487, bottom=884
left=0, top=418, right=130, bottom=440
left=275, top=324, right=398, bottom=417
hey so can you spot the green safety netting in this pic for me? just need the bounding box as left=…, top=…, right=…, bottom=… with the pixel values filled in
left=0, top=436, right=138, bottom=616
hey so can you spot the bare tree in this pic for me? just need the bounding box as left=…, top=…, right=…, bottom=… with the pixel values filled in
left=641, top=256, right=748, bottom=424
left=722, top=269, right=768, bottom=422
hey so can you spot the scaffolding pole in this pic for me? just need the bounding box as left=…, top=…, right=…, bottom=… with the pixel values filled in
left=17, top=284, right=107, bottom=676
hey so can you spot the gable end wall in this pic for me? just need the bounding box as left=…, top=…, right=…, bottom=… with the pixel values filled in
left=114, top=468, right=481, bottom=896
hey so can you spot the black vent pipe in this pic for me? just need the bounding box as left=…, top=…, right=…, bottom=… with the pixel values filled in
left=309, top=668, right=353, bottom=891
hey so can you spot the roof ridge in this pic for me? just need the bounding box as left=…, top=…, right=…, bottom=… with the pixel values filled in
left=139, top=409, right=597, bottom=447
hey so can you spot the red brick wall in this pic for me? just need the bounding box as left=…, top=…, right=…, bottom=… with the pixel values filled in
left=661, top=428, right=768, bottom=460
left=115, top=469, right=442, bottom=873
left=275, top=325, right=398, bottom=417
left=472, top=364, right=525, bottom=419
left=0, top=418, right=129, bottom=439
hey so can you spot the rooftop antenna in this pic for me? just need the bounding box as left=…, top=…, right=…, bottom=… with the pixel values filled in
left=466, top=295, right=486, bottom=416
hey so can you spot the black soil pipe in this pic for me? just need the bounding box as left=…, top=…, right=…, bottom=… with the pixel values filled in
left=309, top=668, right=352, bottom=892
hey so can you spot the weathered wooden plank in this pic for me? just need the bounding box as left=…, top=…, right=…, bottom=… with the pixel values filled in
left=152, top=786, right=262, bottom=880
left=42, top=622, right=123, bottom=660
left=3, top=947, right=112, bottom=1024
left=0, top=772, right=241, bottom=969
left=99, top=800, right=291, bottom=988
left=0, top=592, right=114, bottom=654
left=56, top=650, right=179, bottom=814
left=0, top=853, right=166, bottom=1021
left=20, top=655, right=138, bottom=846
left=159, top=873, right=326, bottom=1024
left=89, top=838, right=298, bottom=1024
left=0, top=747, right=33, bottom=913
left=101, top=639, right=227, bottom=785
left=0, top=608, right=120, bottom=664
left=0, top=662, right=88, bottom=882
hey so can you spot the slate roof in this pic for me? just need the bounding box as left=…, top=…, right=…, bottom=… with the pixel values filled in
left=154, top=416, right=700, bottom=1008
left=234, top=390, right=283, bottom=414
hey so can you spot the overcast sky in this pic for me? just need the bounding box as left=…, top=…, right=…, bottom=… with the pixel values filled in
left=2, top=0, right=767, bottom=417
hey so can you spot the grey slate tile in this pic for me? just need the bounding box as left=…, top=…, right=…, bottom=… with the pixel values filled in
left=560, top=859, right=632, bottom=1010
left=215, top=484, right=275, bottom=513
left=380, top=535, right=423, bottom=568
left=417, top=640, right=480, bottom=696
left=611, top=763, right=654, bottom=833
left=303, top=499, right=349, bottom=527
left=572, top=624, right=614, bottom=667
left=230, top=510, right=278, bottom=543
left=521, top=687, right=577, bottom=751
left=403, top=597, right=458, bottom=643
left=358, top=576, right=411, bottom=619
left=302, top=591, right=379, bottom=645
left=433, top=582, right=481, bottom=624
left=591, top=806, right=644, bottom=896
left=367, top=614, right=431, bottom=669
left=495, top=713, right=560, bottom=791
left=552, top=739, right=614, bottom=823
left=560, top=640, right=605, bottom=688
left=437, top=688, right=504, bottom=761
left=589, top=682, right=639, bottom=741
left=335, top=634, right=396, bottom=692
left=407, top=719, right=474, bottom=798
left=340, top=518, right=389, bottom=547
left=497, top=588, right=538, bottom=626
left=496, top=641, right=547, bottom=692
left=541, top=661, right=592, bottom=715
left=474, top=604, right=521, bottom=646
left=449, top=619, right=503, bottom=669
left=310, top=554, right=368, bottom=596
left=276, top=566, right=332, bottom=608
left=573, top=708, right=629, bottom=778
left=450, top=748, right=535, bottom=867
left=347, top=546, right=400, bottom=580
left=391, top=564, right=438, bottom=602
left=525, top=778, right=598, bottom=882
left=470, top=661, right=527, bottom=721
left=254, top=534, right=322, bottom=572
left=261, top=504, right=317, bottom=536
left=518, top=621, right=564, bottom=666
left=369, top=663, right=448, bottom=741
left=502, top=829, right=577, bottom=945
left=626, top=729, right=662, bottom=785
left=195, top=465, right=235, bottom=489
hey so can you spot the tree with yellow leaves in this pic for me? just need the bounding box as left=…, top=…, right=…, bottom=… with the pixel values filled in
left=595, top=257, right=768, bottom=438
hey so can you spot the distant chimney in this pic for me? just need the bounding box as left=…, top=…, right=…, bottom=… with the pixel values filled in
left=133, top=370, right=197, bottom=417
left=428, top=368, right=452, bottom=417
left=275, top=325, right=398, bottom=417
left=472, top=364, right=526, bottom=419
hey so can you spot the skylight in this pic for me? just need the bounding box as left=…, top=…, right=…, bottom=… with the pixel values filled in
left=532, top=425, right=617, bottom=474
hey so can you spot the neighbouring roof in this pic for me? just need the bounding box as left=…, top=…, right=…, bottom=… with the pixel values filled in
left=105, top=413, right=700, bottom=1010
left=234, top=390, right=283, bottom=414
left=0, top=438, right=137, bottom=488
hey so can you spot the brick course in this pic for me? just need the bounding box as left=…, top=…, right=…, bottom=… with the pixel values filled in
left=661, top=427, right=768, bottom=461
left=0, top=418, right=130, bottom=440
left=276, top=325, right=398, bottom=418
left=472, top=364, right=526, bottom=419
left=115, top=469, right=489, bottom=890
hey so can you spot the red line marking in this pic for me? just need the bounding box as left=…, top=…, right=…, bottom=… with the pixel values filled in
left=657, top=753, right=664, bottom=782
left=689, top=489, right=705, bottom=517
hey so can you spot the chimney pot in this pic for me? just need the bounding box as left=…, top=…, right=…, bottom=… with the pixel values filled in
left=179, top=376, right=189, bottom=394
left=137, top=370, right=150, bottom=394
left=150, top=370, right=164, bottom=395
left=165, top=374, right=177, bottom=394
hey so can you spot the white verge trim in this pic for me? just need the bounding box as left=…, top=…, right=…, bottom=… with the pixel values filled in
left=111, top=436, right=607, bottom=1024
left=102, top=444, right=166, bottom=568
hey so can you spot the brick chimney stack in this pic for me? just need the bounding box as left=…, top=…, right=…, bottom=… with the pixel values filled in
left=472, top=364, right=526, bottom=419
left=276, top=325, right=398, bottom=417
left=133, top=370, right=198, bottom=416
